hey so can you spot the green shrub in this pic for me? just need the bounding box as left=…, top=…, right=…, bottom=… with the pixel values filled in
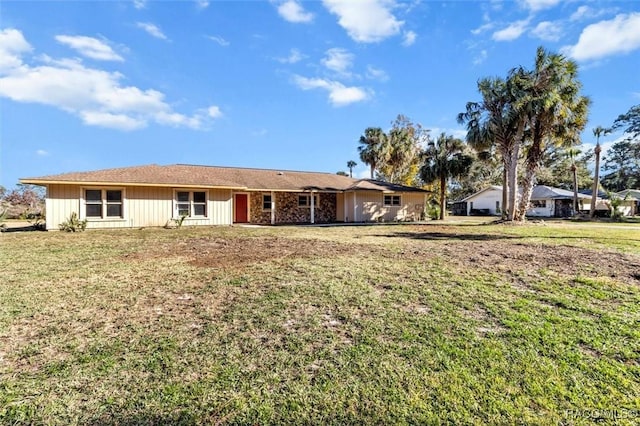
left=59, top=212, right=87, bottom=232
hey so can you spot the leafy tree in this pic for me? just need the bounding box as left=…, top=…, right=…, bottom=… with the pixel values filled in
left=358, top=127, right=388, bottom=179
left=535, top=148, right=592, bottom=191
left=420, top=133, right=474, bottom=220
left=377, top=114, right=426, bottom=185
left=346, top=160, right=357, bottom=178
left=601, top=139, right=640, bottom=191
left=336, top=171, right=349, bottom=176
left=514, top=47, right=589, bottom=220
left=612, top=104, right=640, bottom=140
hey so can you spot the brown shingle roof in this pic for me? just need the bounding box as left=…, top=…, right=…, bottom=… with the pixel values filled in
left=21, top=164, right=427, bottom=193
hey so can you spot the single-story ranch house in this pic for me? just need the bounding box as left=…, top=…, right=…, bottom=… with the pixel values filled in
left=20, top=164, right=429, bottom=230
left=452, top=185, right=592, bottom=218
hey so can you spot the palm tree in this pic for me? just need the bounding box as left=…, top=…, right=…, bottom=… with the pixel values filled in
left=590, top=126, right=611, bottom=218
left=513, top=47, right=590, bottom=220
left=346, top=160, right=357, bottom=178
left=458, top=76, right=522, bottom=220
left=358, top=127, right=387, bottom=179
left=420, top=133, right=474, bottom=220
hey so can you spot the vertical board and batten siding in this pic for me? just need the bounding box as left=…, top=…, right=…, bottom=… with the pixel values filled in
left=357, top=191, right=425, bottom=222
left=45, top=184, right=79, bottom=230
left=46, top=184, right=233, bottom=230
left=209, top=189, right=233, bottom=225
left=344, top=192, right=356, bottom=223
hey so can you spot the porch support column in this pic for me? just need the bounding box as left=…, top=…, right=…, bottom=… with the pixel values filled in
left=353, top=192, right=357, bottom=222
left=343, top=192, right=348, bottom=222
left=310, top=191, right=315, bottom=224
left=270, top=191, right=276, bottom=224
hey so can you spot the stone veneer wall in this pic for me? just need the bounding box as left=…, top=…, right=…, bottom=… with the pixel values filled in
left=249, top=192, right=337, bottom=224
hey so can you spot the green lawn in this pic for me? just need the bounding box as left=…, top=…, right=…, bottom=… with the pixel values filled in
left=1, top=222, right=639, bottom=425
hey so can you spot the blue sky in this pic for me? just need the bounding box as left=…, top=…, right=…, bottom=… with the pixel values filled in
left=1, top=0, right=639, bottom=188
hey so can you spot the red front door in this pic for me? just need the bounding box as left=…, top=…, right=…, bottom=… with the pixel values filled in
left=235, top=194, right=248, bottom=223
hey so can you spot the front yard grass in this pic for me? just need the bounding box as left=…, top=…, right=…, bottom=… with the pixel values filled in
left=1, top=222, right=639, bottom=424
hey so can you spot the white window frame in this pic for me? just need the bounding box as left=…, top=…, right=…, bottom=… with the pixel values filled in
left=298, top=194, right=319, bottom=208
left=531, top=200, right=546, bottom=208
left=173, top=190, right=208, bottom=218
left=81, top=188, right=126, bottom=220
left=262, top=194, right=272, bottom=211
left=383, top=194, right=401, bottom=207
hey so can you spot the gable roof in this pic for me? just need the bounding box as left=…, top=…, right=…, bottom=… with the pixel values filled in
left=460, top=185, right=502, bottom=202
left=459, top=185, right=592, bottom=203
left=20, top=164, right=427, bottom=193
left=531, top=185, right=591, bottom=200
left=616, top=189, right=640, bottom=200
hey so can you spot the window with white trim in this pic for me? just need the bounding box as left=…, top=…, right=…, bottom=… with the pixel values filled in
left=531, top=200, right=546, bottom=208
left=263, top=194, right=272, bottom=211
left=298, top=194, right=319, bottom=207
left=84, top=189, right=123, bottom=219
left=174, top=191, right=207, bottom=217
left=383, top=195, right=401, bottom=206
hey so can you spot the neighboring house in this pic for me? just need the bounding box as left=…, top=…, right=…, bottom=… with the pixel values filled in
left=579, top=189, right=638, bottom=217
left=20, top=164, right=428, bottom=230
left=453, top=186, right=503, bottom=216
left=453, top=185, right=591, bottom=218
left=615, top=189, right=639, bottom=216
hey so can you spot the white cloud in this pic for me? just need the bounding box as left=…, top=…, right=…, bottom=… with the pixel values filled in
left=207, top=35, right=230, bottom=47
left=492, top=19, right=529, bottom=41
left=276, top=0, right=314, bottom=23
left=473, top=49, right=488, bottom=65
left=136, top=22, right=168, bottom=40
left=366, top=65, right=388, bottom=82
left=471, top=22, right=494, bottom=35
left=530, top=21, right=562, bottom=42
left=0, top=28, right=32, bottom=72
left=292, top=75, right=370, bottom=106
left=0, top=29, right=217, bottom=131
left=322, top=0, right=403, bottom=43
left=520, top=0, right=561, bottom=12
left=55, top=35, right=123, bottom=61
left=277, top=48, right=305, bottom=64
left=81, top=111, right=146, bottom=131
left=562, top=13, right=640, bottom=61
left=196, top=0, right=210, bottom=9
left=570, top=5, right=591, bottom=22
left=402, top=30, right=417, bottom=46
left=133, top=0, right=146, bottom=9
left=36, top=149, right=49, bottom=156
left=207, top=105, right=222, bottom=118
left=321, top=48, right=354, bottom=76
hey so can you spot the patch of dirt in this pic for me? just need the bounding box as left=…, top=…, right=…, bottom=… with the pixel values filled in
left=125, top=231, right=640, bottom=285
left=127, top=236, right=370, bottom=270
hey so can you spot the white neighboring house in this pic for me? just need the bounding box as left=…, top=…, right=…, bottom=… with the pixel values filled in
left=454, top=185, right=591, bottom=218
left=454, top=185, right=503, bottom=216
left=615, top=189, right=639, bottom=216
left=580, top=189, right=639, bottom=217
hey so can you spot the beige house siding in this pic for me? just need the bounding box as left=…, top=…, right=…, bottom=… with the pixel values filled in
left=357, top=191, right=425, bottom=222
left=46, top=185, right=233, bottom=229
left=345, top=192, right=356, bottom=222
left=46, top=184, right=80, bottom=230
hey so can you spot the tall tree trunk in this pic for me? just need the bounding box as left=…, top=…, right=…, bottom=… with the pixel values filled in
left=501, top=162, right=507, bottom=220
left=439, top=174, right=446, bottom=220
left=517, top=164, right=536, bottom=221
left=590, top=143, right=601, bottom=218
left=572, top=164, right=579, bottom=213
left=370, top=164, right=375, bottom=179
left=507, top=144, right=519, bottom=221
